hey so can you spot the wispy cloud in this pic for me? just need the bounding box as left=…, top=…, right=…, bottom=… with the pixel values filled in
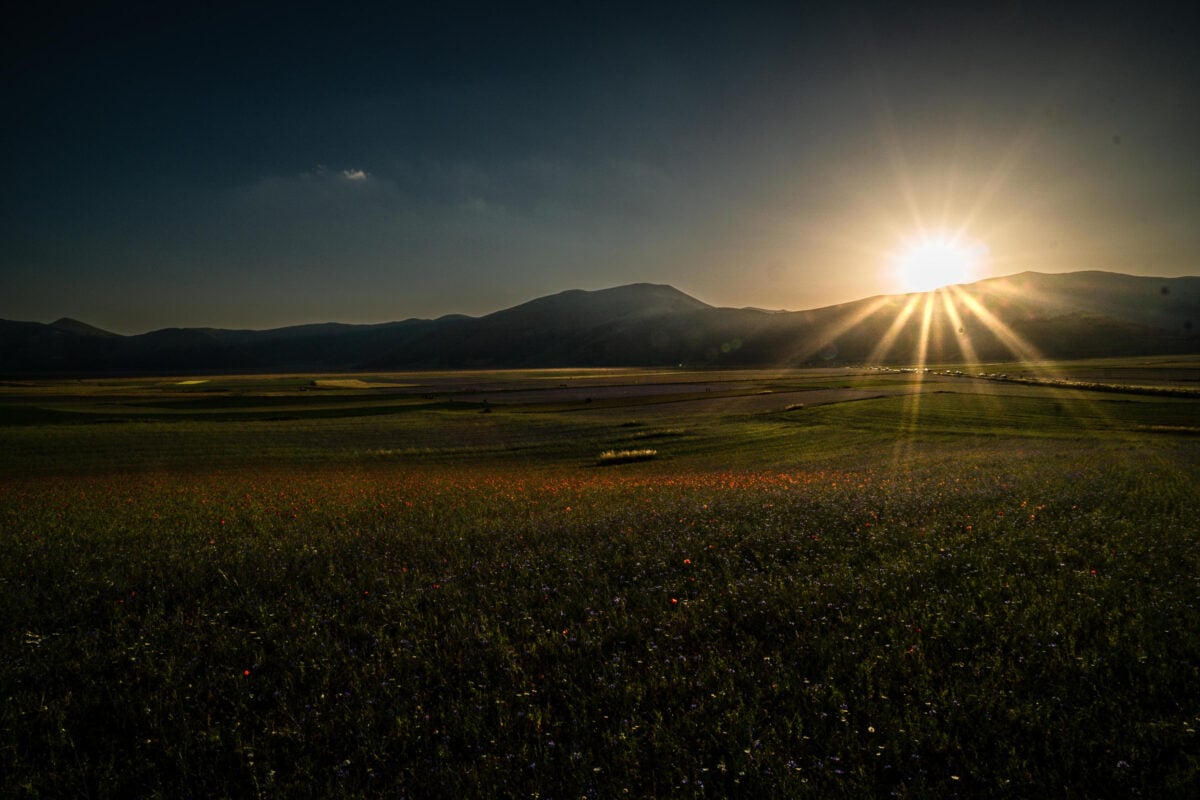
left=222, top=166, right=406, bottom=245
left=312, top=165, right=368, bottom=182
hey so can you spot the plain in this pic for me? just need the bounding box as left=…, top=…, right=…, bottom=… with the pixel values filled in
left=1, top=361, right=1198, bottom=798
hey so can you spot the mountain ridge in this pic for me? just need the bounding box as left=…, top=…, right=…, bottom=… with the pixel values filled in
left=2, top=271, right=1197, bottom=373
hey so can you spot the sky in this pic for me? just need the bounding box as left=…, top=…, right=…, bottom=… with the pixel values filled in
left=2, top=0, right=1198, bottom=333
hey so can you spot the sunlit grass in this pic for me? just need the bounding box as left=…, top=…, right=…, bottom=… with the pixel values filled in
left=1, top=367, right=1198, bottom=796
left=2, top=442, right=1198, bottom=797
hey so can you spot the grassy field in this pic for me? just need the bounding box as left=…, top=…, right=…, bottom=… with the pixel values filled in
left=2, top=362, right=1198, bottom=797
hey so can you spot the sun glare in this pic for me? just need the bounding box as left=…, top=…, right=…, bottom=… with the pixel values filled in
left=890, top=233, right=987, bottom=293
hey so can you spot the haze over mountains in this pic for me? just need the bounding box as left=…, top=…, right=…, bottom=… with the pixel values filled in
left=2, top=271, right=1197, bottom=374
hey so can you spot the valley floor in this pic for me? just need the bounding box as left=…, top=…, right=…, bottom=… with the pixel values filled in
left=2, top=361, right=1198, bottom=797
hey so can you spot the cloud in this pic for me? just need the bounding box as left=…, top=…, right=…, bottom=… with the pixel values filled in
left=235, top=166, right=396, bottom=209
left=312, top=165, right=368, bottom=182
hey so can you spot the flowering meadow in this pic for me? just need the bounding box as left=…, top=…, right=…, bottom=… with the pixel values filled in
left=1, top=370, right=1199, bottom=797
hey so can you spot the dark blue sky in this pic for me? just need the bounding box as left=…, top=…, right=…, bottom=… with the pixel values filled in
left=3, top=1, right=1198, bottom=332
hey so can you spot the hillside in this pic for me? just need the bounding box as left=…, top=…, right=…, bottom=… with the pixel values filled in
left=1, top=272, right=1197, bottom=373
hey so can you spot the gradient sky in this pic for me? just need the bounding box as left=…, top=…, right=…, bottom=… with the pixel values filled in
left=3, top=1, right=1198, bottom=333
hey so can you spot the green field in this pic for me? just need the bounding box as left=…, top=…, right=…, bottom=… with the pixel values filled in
left=2, top=363, right=1198, bottom=797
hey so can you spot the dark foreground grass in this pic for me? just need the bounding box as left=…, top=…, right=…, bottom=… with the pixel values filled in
left=3, top=439, right=1199, bottom=798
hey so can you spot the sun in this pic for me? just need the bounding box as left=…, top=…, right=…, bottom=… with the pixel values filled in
left=889, top=232, right=987, bottom=293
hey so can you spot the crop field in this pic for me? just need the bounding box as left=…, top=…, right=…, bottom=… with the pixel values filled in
left=2, top=361, right=1199, bottom=798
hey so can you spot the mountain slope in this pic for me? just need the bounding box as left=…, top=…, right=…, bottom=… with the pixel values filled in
left=368, top=284, right=713, bottom=367
left=967, top=271, right=1199, bottom=333
left=49, top=318, right=119, bottom=338
left=2, top=272, right=1197, bottom=373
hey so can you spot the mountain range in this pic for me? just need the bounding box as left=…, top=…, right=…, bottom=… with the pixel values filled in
left=2, top=271, right=1197, bottom=374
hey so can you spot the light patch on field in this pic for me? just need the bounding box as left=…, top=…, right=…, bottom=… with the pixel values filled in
left=597, top=449, right=658, bottom=465
left=1139, top=425, right=1200, bottom=435
left=176, top=380, right=209, bottom=385
left=311, top=379, right=419, bottom=389
left=313, top=379, right=376, bottom=389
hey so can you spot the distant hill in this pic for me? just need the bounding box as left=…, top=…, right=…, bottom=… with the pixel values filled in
left=2, top=272, right=1197, bottom=373
left=49, top=317, right=120, bottom=338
